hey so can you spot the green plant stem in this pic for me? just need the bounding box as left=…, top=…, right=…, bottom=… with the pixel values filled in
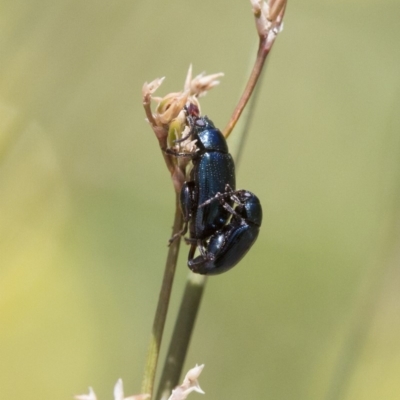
left=156, top=273, right=207, bottom=400
left=141, top=193, right=183, bottom=399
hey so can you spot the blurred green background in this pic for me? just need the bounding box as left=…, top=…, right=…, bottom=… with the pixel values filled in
left=1, top=1, right=400, bottom=399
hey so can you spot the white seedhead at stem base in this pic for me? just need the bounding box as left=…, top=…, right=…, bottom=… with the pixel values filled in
left=168, top=364, right=205, bottom=400
left=74, top=380, right=150, bottom=400
left=75, top=387, right=97, bottom=400
left=74, top=366, right=204, bottom=400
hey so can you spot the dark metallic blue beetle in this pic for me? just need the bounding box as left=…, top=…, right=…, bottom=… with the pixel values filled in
left=188, top=188, right=262, bottom=275
left=168, top=105, right=236, bottom=242
left=168, top=105, right=262, bottom=275
left=182, top=116, right=236, bottom=241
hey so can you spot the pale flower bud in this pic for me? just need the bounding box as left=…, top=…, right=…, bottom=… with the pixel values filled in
left=168, top=364, right=205, bottom=400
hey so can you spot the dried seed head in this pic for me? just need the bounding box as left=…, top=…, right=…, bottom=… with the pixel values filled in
left=250, top=0, right=285, bottom=42
left=142, top=77, right=165, bottom=98
left=154, top=91, right=189, bottom=126
left=168, top=364, right=205, bottom=400
left=143, top=65, right=223, bottom=152
left=184, top=64, right=224, bottom=98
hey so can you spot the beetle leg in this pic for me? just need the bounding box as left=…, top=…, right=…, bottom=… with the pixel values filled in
left=188, top=242, right=198, bottom=261
left=198, top=191, right=229, bottom=208
left=229, top=189, right=249, bottom=205
left=198, top=183, right=238, bottom=209
left=224, top=184, right=235, bottom=193
left=184, top=237, right=197, bottom=245
left=187, top=240, right=215, bottom=273
left=220, top=202, right=242, bottom=219
left=198, top=191, right=242, bottom=219
left=171, top=112, right=198, bottom=145
left=168, top=221, right=188, bottom=246
left=196, top=240, right=208, bottom=258
left=172, top=129, right=194, bottom=144
left=222, top=184, right=245, bottom=208
left=164, top=148, right=196, bottom=158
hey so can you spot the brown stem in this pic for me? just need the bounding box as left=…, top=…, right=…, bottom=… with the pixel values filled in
left=223, top=0, right=287, bottom=138
left=223, top=37, right=272, bottom=139
left=143, top=91, right=178, bottom=177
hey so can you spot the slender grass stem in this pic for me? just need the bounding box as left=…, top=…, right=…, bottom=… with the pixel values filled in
left=223, top=38, right=269, bottom=139
left=223, top=0, right=286, bottom=139
left=141, top=193, right=183, bottom=399
left=156, top=273, right=207, bottom=400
